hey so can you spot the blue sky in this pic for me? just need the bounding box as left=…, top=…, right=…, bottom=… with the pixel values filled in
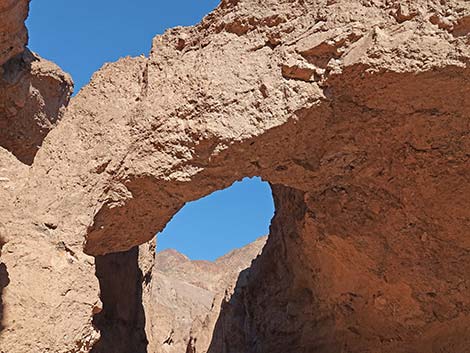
left=27, top=0, right=220, bottom=91
left=27, top=0, right=274, bottom=260
left=158, top=178, right=274, bottom=261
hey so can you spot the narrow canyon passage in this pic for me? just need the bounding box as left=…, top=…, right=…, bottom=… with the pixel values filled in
left=138, top=178, right=274, bottom=353
left=91, top=247, right=148, bottom=353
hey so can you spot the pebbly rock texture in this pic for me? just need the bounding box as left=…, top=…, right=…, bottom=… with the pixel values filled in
left=0, top=1, right=92, bottom=352
left=0, top=50, right=73, bottom=164
left=0, top=0, right=470, bottom=352
left=0, top=145, right=100, bottom=353
left=145, top=237, right=266, bottom=353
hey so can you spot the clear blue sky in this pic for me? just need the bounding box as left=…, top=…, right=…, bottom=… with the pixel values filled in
left=158, top=178, right=274, bottom=260
left=27, top=0, right=220, bottom=91
left=27, top=0, right=274, bottom=260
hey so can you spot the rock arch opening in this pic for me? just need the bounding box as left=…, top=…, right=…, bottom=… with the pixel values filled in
left=84, top=63, right=470, bottom=353
left=156, top=176, right=274, bottom=261
left=91, top=177, right=275, bottom=353
left=143, top=177, right=274, bottom=352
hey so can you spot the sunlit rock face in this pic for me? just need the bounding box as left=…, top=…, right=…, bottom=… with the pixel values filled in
left=144, top=237, right=266, bottom=353
left=1, top=0, right=470, bottom=352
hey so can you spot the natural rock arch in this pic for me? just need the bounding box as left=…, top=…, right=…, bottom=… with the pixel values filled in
left=0, top=0, right=469, bottom=352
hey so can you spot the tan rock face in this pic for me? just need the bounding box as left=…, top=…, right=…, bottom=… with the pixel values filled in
left=145, top=237, right=266, bottom=353
left=0, top=0, right=470, bottom=352
left=0, top=1, right=72, bottom=165
left=210, top=183, right=470, bottom=352
left=0, top=0, right=28, bottom=66
left=0, top=50, right=73, bottom=164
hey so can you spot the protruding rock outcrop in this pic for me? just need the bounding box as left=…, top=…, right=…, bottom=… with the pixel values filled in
left=0, top=0, right=73, bottom=164
left=0, top=0, right=469, bottom=352
left=0, top=50, right=73, bottom=164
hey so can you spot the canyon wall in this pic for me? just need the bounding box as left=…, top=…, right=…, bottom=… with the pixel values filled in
left=0, top=49, right=73, bottom=164
left=0, top=0, right=470, bottom=352
left=145, top=237, right=266, bottom=353
left=210, top=183, right=470, bottom=352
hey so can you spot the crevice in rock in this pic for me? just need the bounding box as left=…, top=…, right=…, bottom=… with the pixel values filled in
left=91, top=246, right=148, bottom=353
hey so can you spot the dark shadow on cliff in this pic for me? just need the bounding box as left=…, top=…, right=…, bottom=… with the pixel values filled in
left=91, top=246, right=148, bottom=353
left=207, top=185, right=323, bottom=353
left=0, top=237, right=10, bottom=332
left=206, top=266, right=254, bottom=353
left=206, top=185, right=286, bottom=353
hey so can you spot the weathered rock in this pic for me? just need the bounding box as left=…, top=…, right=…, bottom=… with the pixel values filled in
left=0, top=0, right=470, bottom=352
left=0, top=0, right=28, bottom=66
left=0, top=50, right=73, bottom=164
left=0, top=0, right=72, bottom=165
left=145, top=237, right=266, bottom=353
left=210, top=183, right=470, bottom=352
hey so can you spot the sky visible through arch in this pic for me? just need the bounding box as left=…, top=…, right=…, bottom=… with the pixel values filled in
left=27, top=0, right=275, bottom=261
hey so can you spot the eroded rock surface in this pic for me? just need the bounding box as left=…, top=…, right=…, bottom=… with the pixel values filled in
left=0, top=50, right=73, bottom=164
left=0, top=0, right=73, bottom=165
left=0, top=0, right=469, bottom=352
left=0, top=0, right=28, bottom=66
left=145, top=237, right=266, bottom=353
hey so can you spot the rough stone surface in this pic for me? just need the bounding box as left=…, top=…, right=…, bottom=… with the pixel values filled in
left=145, top=237, right=266, bottom=353
left=0, top=0, right=470, bottom=352
left=0, top=0, right=28, bottom=66
left=0, top=0, right=72, bottom=165
left=0, top=49, right=73, bottom=164
left=210, top=184, right=470, bottom=353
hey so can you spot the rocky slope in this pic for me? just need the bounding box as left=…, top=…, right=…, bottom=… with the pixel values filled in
left=0, top=0, right=469, bottom=352
left=146, top=237, right=266, bottom=353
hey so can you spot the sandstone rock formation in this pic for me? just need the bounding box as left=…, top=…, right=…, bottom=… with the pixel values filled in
left=1, top=0, right=470, bottom=352
left=146, top=237, right=266, bottom=353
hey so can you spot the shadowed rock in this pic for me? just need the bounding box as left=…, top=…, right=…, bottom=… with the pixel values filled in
left=0, top=236, right=10, bottom=333
left=91, top=247, right=148, bottom=353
